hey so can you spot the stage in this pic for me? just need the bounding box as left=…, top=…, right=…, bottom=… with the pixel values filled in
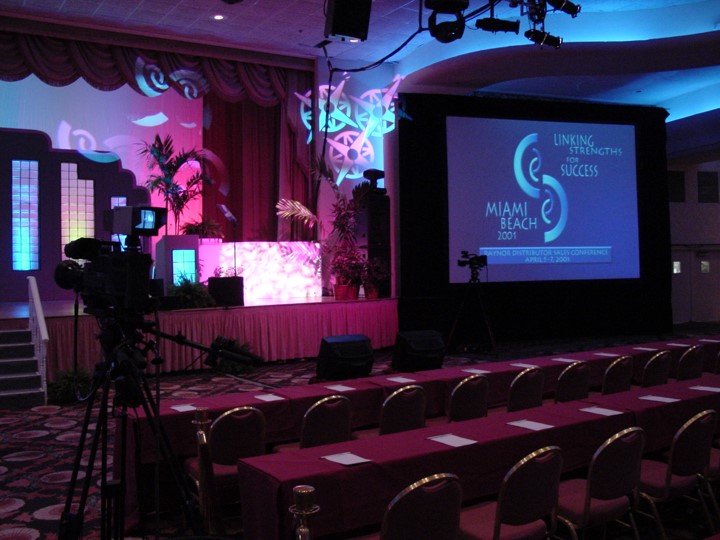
left=0, top=297, right=399, bottom=381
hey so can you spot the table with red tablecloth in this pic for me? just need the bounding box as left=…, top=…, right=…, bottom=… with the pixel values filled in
left=235, top=373, right=720, bottom=539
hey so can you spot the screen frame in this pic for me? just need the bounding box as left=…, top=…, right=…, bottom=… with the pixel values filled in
left=396, top=93, right=672, bottom=342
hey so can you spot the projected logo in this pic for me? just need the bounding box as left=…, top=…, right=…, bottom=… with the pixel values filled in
left=295, top=74, right=403, bottom=185
left=513, top=133, right=568, bottom=243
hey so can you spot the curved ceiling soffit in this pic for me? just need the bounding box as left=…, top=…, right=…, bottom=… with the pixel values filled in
left=398, top=31, right=720, bottom=95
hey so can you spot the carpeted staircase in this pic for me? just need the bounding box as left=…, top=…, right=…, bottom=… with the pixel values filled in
left=0, top=327, right=45, bottom=409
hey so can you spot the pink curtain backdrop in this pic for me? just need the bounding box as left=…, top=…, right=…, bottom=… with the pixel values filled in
left=0, top=29, right=314, bottom=243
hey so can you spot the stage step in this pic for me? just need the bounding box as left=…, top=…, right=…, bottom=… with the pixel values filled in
left=0, top=329, right=45, bottom=409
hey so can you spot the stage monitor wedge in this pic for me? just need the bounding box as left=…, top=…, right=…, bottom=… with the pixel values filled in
left=392, top=330, right=446, bottom=372
left=317, top=334, right=374, bottom=380
left=324, top=0, right=372, bottom=42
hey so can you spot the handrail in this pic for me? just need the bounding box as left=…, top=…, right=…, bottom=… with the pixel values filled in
left=27, top=276, right=49, bottom=404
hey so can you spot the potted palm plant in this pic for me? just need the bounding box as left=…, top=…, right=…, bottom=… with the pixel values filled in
left=139, top=133, right=211, bottom=235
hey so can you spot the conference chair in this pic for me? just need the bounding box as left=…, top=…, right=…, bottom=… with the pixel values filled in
left=601, top=355, right=634, bottom=395
left=300, top=394, right=353, bottom=448
left=640, top=350, right=672, bottom=388
left=359, top=473, right=463, bottom=540
left=447, top=374, right=489, bottom=422
left=507, top=367, right=545, bottom=412
left=194, top=429, right=226, bottom=536
left=458, top=446, right=564, bottom=539
left=557, top=426, right=645, bottom=540
left=184, top=406, right=266, bottom=518
left=676, top=344, right=705, bottom=380
left=554, top=361, right=590, bottom=403
left=379, top=384, right=426, bottom=435
left=638, top=409, right=718, bottom=539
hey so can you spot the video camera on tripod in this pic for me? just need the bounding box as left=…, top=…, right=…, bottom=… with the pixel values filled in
left=457, top=250, right=487, bottom=271
left=54, top=206, right=167, bottom=320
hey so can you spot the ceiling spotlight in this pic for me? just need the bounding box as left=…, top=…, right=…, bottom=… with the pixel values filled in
left=424, top=0, right=469, bottom=14
left=475, top=17, right=520, bottom=34
left=429, top=11, right=466, bottom=43
left=546, top=0, right=581, bottom=17
left=525, top=29, right=562, bottom=48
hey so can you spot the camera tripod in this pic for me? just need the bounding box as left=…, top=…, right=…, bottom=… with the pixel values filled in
left=58, top=314, right=201, bottom=540
left=447, top=262, right=497, bottom=354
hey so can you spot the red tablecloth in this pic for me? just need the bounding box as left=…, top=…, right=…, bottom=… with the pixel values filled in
left=236, top=401, right=634, bottom=539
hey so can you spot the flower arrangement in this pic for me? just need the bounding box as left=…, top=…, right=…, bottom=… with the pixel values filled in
left=329, top=246, right=365, bottom=286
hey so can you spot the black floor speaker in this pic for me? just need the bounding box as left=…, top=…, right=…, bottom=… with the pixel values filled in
left=324, top=0, right=372, bottom=41
left=316, top=334, right=374, bottom=380
left=392, top=330, right=446, bottom=372
left=207, top=276, right=244, bottom=307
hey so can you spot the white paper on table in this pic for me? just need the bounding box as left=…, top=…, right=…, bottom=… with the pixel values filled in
left=254, top=393, right=284, bottom=402
left=551, top=358, right=577, bottom=363
left=690, top=385, right=720, bottom=393
left=633, top=347, right=657, bottom=351
left=325, top=384, right=355, bottom=392
left=666, top=342, right=690, bottom=347
left=428, top=434, right=477, bottom=447
left=322, top=452, right=371, bottom=466
left=507, top=419, right=553, bottom=431
left=594, top=352, right=618, bottom=357
left=510, top=363, right=538, bottom=369
left=639, top=395, right=680, bottom=403
left=170, top=404, right=196, bottom=412
left=387, top=376, right=416, bottom=383
left=580, top=406, right=623, bottom=416
left=700, top=338, right=720, bottom=343
left=462, top=368, right=490, bottom=374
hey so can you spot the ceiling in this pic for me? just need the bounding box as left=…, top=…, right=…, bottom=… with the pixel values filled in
left=1, top=0, right=719, bottom=161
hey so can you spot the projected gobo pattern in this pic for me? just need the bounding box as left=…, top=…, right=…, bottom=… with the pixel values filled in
left=295, top=74, right=403, bottom=184
left=513, top=133, right=568, bottom=243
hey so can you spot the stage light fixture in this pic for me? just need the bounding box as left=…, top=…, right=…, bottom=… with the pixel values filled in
left=476, top=17, right=520, bottom=34
left=546, top=0, right=581, bottom=17
left=429, top=10, right=466, bottom=43
left=525, top=28, right=563, bottom=48
left=424, top=0, right=469, bottom=14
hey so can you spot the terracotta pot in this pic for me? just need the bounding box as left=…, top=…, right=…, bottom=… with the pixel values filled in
left=334, top=283, right=359, bottom=300
left=364, top=284, right=380, bottom=299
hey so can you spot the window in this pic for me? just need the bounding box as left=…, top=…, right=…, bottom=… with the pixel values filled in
left=12, top=160, right=40, bottom=270
left=60, top=162, right=95, bottom=257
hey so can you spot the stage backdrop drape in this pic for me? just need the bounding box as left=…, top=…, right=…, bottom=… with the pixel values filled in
left=0, top=29, right=315, bottom=243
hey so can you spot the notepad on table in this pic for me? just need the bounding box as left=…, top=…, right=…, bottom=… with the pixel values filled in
left=255, top=393, right=284, bottom=402
left=322, top=452, right=371, bottom=466
left=325, top=384, right=355, bottom=392
left=580, top=406, right=623, bottom=416
left=170, top=404, right=196, bottom=412
left=639, top=395, right=680, bottom=403
left=428, top=434, right=477, bottom=447
left=387, top=376, right=416, bottom=383
left=507, top=419, right=553, bottom=431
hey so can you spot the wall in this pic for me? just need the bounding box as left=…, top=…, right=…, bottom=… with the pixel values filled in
left=669, top=157, right=720, bottom=322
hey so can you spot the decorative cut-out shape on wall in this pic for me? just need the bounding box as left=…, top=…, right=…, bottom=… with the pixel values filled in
left=352, top=74, right=404, bottom=138
left=135, top=57, right=169, bottom=97
left=327, top=129, right=375, bottom=184
left=169, top=69, right=210, bottom=100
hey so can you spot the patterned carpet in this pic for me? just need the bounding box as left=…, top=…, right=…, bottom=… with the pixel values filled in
left=3, top=326, right=720, bottom=539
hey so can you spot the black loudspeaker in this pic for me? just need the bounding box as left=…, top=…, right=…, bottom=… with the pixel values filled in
left=324, top=0, right=372, bottom=41
left=208, top=276, right=244, bottom=307
left=316, top=334, right=374, bottom=380
left=392, top=330, right=446, bottom=372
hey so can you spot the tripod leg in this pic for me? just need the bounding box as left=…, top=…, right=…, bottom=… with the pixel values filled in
left=59, top=368, right=112, bottom=540
left=125, top=365, right=202, bottom=535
